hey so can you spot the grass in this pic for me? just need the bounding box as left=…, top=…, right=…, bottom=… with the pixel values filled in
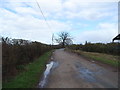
left=72, top=50, right=119, bottom=67
left=3, top=50, right=53, bottom=88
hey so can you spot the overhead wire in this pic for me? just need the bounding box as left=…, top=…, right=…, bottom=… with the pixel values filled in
left=35, top=0, right=51, bottom=30
left=35, top=0, right=54, bottom=45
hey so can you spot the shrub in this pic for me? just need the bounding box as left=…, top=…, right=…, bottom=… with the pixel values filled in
left=2, top=37, right=60, bottom=82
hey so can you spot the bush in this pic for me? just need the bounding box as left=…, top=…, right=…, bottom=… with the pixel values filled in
left=67, top=42, right=120, bottom=56
left=2, top=37, right=60, bottom=82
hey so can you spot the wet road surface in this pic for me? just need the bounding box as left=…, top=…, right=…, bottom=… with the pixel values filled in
left=40, top=49, right=118, bottom=88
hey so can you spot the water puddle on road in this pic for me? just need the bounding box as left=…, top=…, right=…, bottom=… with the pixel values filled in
left=75, top=63, right=97, bottom=82
left=78, top=67, right=96, bottom=82
left=38, top=61, right=58, bottom=88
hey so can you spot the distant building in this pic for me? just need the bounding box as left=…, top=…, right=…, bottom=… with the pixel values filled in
left=113, top=34, right=120, bottom=42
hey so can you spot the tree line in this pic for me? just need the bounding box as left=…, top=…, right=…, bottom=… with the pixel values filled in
left=2, top=37, right=60, bottom=82
left=67, top=41, right=120, bottom=56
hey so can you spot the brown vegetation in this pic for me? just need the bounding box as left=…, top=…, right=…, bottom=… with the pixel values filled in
left=2, top=37, right=60, bottom=82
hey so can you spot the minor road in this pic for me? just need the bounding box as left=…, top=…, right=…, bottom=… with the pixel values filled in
left=46, top=49, right=118, bottom=88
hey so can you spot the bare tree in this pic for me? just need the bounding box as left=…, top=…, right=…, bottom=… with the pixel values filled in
left=55, top=32, right=73, bottom=47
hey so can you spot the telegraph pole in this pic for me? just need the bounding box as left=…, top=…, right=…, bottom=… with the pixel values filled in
left=52, top=34, right=54, bottom=45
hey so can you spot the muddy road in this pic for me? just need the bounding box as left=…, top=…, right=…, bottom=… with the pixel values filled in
left=40, top=49, right=118, bottom=88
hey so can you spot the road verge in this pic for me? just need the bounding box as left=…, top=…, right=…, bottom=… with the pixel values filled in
left=65, top=48, right=119, bottom=67
left=3, top=50, right=53, bottom=88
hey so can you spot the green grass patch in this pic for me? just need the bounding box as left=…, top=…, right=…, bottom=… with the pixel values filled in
left=3, top=50, right=53, bottom=88
left=73, top=50, right=119, bottom=67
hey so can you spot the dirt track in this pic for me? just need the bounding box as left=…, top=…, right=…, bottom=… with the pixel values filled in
left=46, top=49, right=118, bottom=88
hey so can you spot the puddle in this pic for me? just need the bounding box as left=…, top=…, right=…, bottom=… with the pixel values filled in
left=78, top=67, right=96, bottom=82
left=38, top=61, right=59, bottom=88
left=75, top=62, right=107, bottom=83
left=75, top=63, right=96, bottom=82
left=52, top=61, right=59, bottom=69
left=59, top=48, right=65, bottom=51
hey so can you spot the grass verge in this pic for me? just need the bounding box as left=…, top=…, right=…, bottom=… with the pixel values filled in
left=3, top=50, right=53, bottom=88
left=71, top=50, right=119, bottom=67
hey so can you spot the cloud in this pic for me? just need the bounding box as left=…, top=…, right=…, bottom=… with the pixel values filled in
left=2, top=0, right=117, bottom=21
left=0, top=0, right=118, bottom=44
left=0, top=8, right=70, bottom=44
left=3, top=0, right=119, bottom=2
left=62, top=1, right=117, bottom=20
left=74, top=22, right=118, bottom=44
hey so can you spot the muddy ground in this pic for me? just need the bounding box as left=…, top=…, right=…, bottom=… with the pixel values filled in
left=45, top=49, right=118, bottom=88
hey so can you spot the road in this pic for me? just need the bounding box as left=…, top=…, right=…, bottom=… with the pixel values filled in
left=45, top=49, right=118, bottom=88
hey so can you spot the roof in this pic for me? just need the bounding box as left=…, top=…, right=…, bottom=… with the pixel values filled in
left=113, top=34, right=120, bottom=42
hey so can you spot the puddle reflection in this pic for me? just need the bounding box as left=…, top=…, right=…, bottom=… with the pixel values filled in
left=38, top=61, right=59, bottom=88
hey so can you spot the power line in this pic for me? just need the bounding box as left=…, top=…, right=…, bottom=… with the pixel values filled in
left=35, top=0, right=54, bottom=45
left=35, top=0, right=51, bottom=29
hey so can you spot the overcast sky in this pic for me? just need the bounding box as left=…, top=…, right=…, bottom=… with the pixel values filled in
left=0, top=0, right=119, bottom=44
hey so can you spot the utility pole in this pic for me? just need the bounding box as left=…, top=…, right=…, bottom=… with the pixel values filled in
left=52, top=34, right=54, bottom=45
